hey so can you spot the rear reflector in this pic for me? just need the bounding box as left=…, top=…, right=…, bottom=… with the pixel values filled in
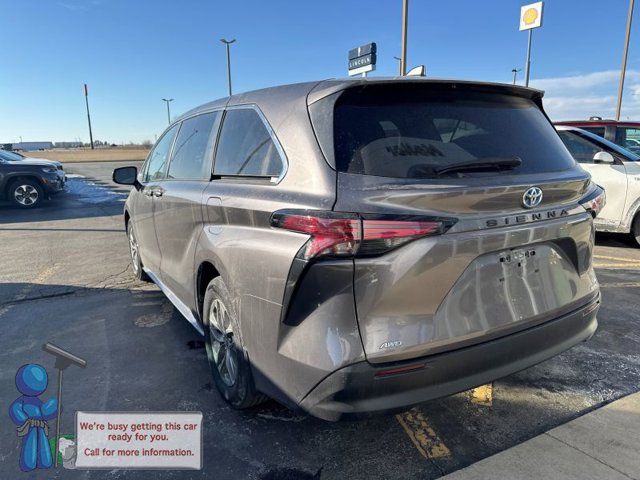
left=374, top=363, right=426, bottom=378
left=271, top=210, right=455, bottom=261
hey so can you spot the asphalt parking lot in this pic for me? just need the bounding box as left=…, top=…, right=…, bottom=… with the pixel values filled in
left=1, top=161, right=640, bottom=480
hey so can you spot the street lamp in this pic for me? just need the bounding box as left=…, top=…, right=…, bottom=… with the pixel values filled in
left=162, top=98, right=174, bottom=125
left=220, top=38, right=236, bottom=96
left=511, top=68, right=522, bottom=85
left=616, top=0, right=635, bottom=121
left=394, top=56, right=402, bottom=76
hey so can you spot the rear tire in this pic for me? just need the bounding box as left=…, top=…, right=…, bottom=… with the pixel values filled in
left=203, top=277, right=267, bottom=409
left=632, top=214, right=640, bottom=247
left=8, top=179, right=43, bottom=209
left=127, top=223, right=151, bottom=282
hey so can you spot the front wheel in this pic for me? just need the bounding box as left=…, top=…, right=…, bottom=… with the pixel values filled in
left=203, top=277, right=266, bottom=409
left=8, top=179, right=44, bottom=209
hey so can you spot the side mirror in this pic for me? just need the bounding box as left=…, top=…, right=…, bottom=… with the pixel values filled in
left=113, top=166, right=138, bottom=185
left=593, top=151, right=615, bottom=164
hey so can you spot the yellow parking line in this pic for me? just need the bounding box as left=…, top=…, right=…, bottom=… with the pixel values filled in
left=594, top=262, right=640, bottom=269
left=396, top=408, right=451, bottom=460
left=593, top=254, right=640, bottom=263
left=600, top=282, right=640, bottom=288
left=470, top=383, right=493, bottom=406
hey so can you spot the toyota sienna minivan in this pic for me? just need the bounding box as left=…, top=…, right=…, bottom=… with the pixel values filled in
left=113, top=78, right=604, bottom=420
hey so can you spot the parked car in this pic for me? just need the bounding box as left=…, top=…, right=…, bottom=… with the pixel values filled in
left=0, top=149, right=66, bottom=208
left=556, top=125, right=640, bottom=244
left=555, top=117, right=640, bottom=153
left=114, top=78, right=603, bottom=420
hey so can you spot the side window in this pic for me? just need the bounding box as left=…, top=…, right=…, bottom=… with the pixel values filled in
left=213, top=108, right=284, bottom=178
left=619, top=128, right=640, bottom=153
left=557, top=131, right=602, bottom=164
left=144, top=124, right=179, bottom=182
left=581, top=127, right=605, bottom=139
left=167, top=112, right=219, bottom=180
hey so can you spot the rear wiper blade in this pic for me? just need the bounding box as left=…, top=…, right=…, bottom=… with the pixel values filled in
left=435, top=157, right=522, bottom=176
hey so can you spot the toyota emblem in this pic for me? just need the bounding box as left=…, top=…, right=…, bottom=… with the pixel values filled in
left=522, top=186, right=543, bottom=208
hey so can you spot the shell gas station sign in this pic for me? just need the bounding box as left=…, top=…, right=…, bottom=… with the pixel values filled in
left=519, top=2, right=544, bottom=31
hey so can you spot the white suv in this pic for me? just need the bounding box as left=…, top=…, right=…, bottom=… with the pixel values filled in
left=557, top=125, right=640, bottom=245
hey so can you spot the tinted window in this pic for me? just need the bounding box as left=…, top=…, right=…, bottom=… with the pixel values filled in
left=333, top=85, right=576, bottom=179
left=214, top=109, right=283, bottom=177
left=557, top=131, right=601, bottom=163
left=145, top=124, right=178, bottom=182
left=581, top=127, right=606, bottom=139
left=168, top=112, right=218, bottom=180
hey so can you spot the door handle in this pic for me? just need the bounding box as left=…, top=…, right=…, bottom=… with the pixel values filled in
left=153, top=188, right=164, bottom=197
left=143, top=189, right=154, bottom=197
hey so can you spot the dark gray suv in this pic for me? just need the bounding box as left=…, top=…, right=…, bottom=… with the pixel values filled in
left=114, top=78, right=603, bottom=420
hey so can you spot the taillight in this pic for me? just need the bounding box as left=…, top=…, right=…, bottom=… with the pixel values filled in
left=271, top=210, right=455, bottom=260
left=579, top=184, right=606, bottom=218
left=271, top=212, right=361, bottom=260
left=360, top=218, right=446, bottom=256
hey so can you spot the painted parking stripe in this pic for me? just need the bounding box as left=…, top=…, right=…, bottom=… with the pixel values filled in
left=470, top=383, right=493, bottom=406
left=593, top=254, right=640, bottom=263
left=396, top=408, right=451, bottom=460
left=599, top=281, right=640, bottom=288
left=594, top=262, right=640, bottom=269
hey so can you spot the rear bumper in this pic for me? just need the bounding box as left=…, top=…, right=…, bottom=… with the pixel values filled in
left=300, top=294, right=599, bottom=421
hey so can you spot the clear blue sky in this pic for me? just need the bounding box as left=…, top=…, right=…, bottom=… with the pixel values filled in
left=2, top=0, right=640, bottom=144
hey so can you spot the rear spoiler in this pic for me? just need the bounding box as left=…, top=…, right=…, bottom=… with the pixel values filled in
left=307, top=78, right=544, bottom=107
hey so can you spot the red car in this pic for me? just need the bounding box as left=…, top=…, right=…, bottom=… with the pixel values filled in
left=555, top=117, right=640, bottom=154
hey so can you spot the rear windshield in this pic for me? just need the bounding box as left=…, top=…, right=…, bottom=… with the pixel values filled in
left=333, top=85, right=576, bottom=179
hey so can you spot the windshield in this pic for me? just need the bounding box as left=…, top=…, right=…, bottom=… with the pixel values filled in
left=0, top=150, right=25, bottom=162
left=333, top=85, right=577, bottom=179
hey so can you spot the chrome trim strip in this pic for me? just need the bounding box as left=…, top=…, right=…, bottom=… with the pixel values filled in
left=144, top=268, right=204, bottom=336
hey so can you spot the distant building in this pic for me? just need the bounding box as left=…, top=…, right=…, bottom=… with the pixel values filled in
left=10, top=141, right=54, bottom=151
left=54, top=141, right=83, bottom=148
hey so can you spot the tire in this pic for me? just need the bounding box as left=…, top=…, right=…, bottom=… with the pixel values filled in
left=8, top=179, right=44, bottom=209
left=203, top=277, right=267, bottom=409
left=126, top=222, right=151, bottom=282
left=632, top=214, right=640, bottom=247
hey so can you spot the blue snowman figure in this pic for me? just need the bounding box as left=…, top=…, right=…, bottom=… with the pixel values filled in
left=9, top=364, right=58, bottom=472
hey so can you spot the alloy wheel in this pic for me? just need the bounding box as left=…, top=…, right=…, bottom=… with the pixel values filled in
left=208, top=298, right=238, bottom=387
left=14, top=185, right=39, bottom=206
left=128, top=228, right=140, bottom=274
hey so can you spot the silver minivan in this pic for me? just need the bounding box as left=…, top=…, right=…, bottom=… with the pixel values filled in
left=114, top=78, right=603, bottom=420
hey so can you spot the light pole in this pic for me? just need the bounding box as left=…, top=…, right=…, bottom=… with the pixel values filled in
left=162, top=98, right=174, bottom=125
left=400, top=0, right=409, bottom=76
left=394, top=56, right=402, bottom=76
left=512, top=68, right=522, bottom=85
left=84, top=84, right=94, bottom=150
left=616, top=0, right=635, bottom=121
left=220, top=38, right=236, bottom=96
